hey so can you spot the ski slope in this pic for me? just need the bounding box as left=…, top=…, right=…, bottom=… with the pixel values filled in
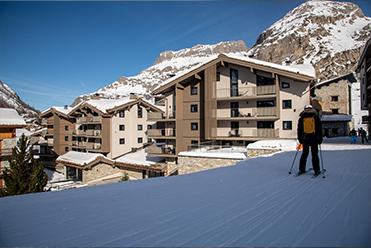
left=0, top=140, right=370, bottom=247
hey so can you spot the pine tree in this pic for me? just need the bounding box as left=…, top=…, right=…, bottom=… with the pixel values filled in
left=0, top=134, right=48, bottom=197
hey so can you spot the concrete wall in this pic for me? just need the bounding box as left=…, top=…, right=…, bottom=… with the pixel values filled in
left=277, top=76, right=310, bottom=138
left=177, top=156, right=240, bottom=174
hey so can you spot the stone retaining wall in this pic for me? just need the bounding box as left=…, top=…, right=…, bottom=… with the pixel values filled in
left=177, top=156, right=241, bottom=174
left=247, top=149, right=279, bottom=157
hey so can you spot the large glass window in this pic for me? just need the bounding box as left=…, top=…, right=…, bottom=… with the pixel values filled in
left=230, top=69, right=239, bottom=96
left=257, top=75, right=275, bottom=86
left=66, top=167, right=82, bottom=181
left=230, top=102, right=239, bottom=117
left=257, top=121, right=274, bottom=129
left=257, top=100, right=275, bottom=107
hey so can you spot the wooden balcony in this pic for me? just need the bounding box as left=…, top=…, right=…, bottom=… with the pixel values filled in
left=216, top=85, right=276, bottom=100
left=257, top=107, right=277, bottom=117
left=257, top=128, right=279, bottom=138
left=147, top=128, right=176, bottom=138
left=217, top=107, right=277, bottom=120
left=256, top=85, right=276, bottom=95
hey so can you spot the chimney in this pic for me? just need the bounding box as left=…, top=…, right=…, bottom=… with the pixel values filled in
left=130, top=93, right=138, bottom=99
left=64, top=105, right=68, bottom=109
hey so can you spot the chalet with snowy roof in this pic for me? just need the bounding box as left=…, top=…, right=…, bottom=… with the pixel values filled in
left=56, top=150, right=171, bottom=184
left=312, top=73, right=359, bottom=137
left=40, top=105, right=75, bottom=156
left=147, top=53, right=315, bottom=162
left=0, top=108, right=27, bottom=188
left=67, top=95, right=163, bottom=159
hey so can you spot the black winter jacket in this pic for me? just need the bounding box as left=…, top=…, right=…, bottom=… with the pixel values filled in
left=297, top=109, right=323, bottom=145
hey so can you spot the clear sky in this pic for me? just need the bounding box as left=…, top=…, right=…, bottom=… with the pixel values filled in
left=1, top=1, right=370, bottom=111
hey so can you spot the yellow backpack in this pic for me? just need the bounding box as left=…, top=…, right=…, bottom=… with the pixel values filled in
left=303, top=117, right=315, bottom=134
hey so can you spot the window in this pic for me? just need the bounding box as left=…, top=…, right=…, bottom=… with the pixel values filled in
left=66, top=166, right=82, bottom=181
left=147, top=125, right=152, bottom=130
left=256, top=75, right=274, bottom=86
left=191, top=140, right=198, bottom=146
left=64, top=125, right=69, bottom=131
left=257, top=100, right=275, bottom=107
left=119, top=110, right=125, bottom=118
left=191, top=122, right=198, bottom=130
left=283, top=121, right=292, bottom=130
left=64, top=136, right=68, bottom=141
left=65, top=147, right=69, bottom=152
left=282, top=100, right=292, bottom=109
left=230, top=102, right=239, bottom=117
left=190, top=104, right=198, bottom=113
left=119, top=125, right=125, bottom=131
left=332, top=109, right=339, bottom=114
left=282, top=81, right=290, bottom=88
left=119, top=138, right=125, bottom=144
left=230, top=69, right=239, bottom=96
left=257, top=121, right=274, bottom=129
left=138, top=137, right=143, bottom=143
left=191, top=85, right=198, bottom=95
left=216, top=71, right=221, bottom=82
left=138, top=124, right=143, bottom=131
left=231, top=121, right=239, bottom=129
left=331, top=96, right=339, bottom=102
left=138, top=107, right=143, bottom=118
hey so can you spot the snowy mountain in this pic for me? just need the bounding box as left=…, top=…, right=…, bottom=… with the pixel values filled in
left=74, top=41, right=248, bottom=104
left=0, top=80, right=39, bottom=119
left=249, top=0, right=371, bottom=80
left=1, top=138, right=370, bottom=246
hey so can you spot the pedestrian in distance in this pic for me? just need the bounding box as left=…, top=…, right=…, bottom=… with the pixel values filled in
left=360, top=128, right=369, bottom=144
left=297, top=104, right=323, bottom=176
left=349, top=128, right=357, bottom=144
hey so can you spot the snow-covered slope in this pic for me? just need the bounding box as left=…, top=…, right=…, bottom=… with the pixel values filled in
left=0, top=80, right=39, bottom=119
left=249, top=1, right=371, bottom=80
left=75, top=41, right=248, bottom=103
left=1, top=139, right=370, bottom=247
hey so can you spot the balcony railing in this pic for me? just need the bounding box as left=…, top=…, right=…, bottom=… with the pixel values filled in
left=148, top=111, right=176, bottom=121
left=218, top=128, right=279, bottom=138
left=257, top=128, right=279, bottom=138
left=217, top=85, right=276, bottom=99
left=147, top=128, right=176, bottom=137
left=146, top=144, right=176, bottom=155
left=72, top=129, right=102, bottom=137
left=86, top=143, right=102, bottom=150
left=76, top=116, right=102, bottom=124
left=257, top=107, right=276, bottom=116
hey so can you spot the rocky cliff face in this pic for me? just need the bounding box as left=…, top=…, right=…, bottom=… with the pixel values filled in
left=0, top=80, right=39, bottom=120
left=249, top=0, right=371, bottom=80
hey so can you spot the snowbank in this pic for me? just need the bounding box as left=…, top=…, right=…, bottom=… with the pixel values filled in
left=115, top=149, right=164, bottom=166
left=247, top=139, right=298, bottom=151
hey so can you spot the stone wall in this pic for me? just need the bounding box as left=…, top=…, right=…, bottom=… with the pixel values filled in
left=247, top=149, right=279, bottom=157
left=177, top=156, right=241, bottom=174
left=83, top=163, right=143, bottom=183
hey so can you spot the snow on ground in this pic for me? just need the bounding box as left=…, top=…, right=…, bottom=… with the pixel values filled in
left=0, top=139, right=370, bottom=247
left=44, top=168, right=65, bottom=183
left=247, top=139, right=298, bottom=151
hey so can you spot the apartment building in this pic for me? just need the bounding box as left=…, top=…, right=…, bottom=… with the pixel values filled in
left=68, top=96, right=163, bottom=159
left=312, top=73, right=357, bottom=137
left=40, top=106, right=75, bottom=156
left=357, top=37, right=371, bottom=136
left=146, top=53, right=315, bottom=161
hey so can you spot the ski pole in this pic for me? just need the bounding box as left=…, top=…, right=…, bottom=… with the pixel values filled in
left=288, top=144, right=300, bottom=174
left=319, top=144, right=326, bottom=178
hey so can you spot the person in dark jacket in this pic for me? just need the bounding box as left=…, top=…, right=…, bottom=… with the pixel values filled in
left=360, top=128, right=369, bottom=144
left=297, top=105, right=323, bottom=176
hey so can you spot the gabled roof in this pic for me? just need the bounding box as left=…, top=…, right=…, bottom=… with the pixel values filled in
left=314, top=72, right=357, bottom=89
left=40, top=106, right=73, bottom=118
left=0, top=108, right=26, bottom=127
left=68, top=96, right=163, bottom=116
left=152, top=53, right=316, bottom=94
left=357, top=36, right=371, bottom=71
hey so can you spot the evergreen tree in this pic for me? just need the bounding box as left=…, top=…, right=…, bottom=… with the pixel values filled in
left=0, top=134, right=48, bottom=197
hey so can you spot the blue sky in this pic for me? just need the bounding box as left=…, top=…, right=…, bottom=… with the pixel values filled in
left=1, top=1, right=370, bottom=111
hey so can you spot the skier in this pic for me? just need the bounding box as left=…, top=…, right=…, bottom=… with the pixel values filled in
left=349, top=128, right=357, bottom=144
left=360, top=128, right=369, bottom=144
left=297, top=105, right=322, bottom=176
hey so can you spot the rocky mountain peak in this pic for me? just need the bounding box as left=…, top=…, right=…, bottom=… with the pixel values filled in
left=155, top=40, right=248, bottom=64
left=250, top=0, right=371, bottom=80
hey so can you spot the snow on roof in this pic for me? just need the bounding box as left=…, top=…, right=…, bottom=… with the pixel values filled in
left=56, top=151, right=104, bottom=166
left=225, top=53, right=316, bottom=78
left=0, top=108, right=26, bottom=126
left=16, top=128, right=32, bottom=137
left=40, top=106, right=73, bottom=117
left=1, top=140, right=370, bottom=247
left=115, top=149, right=164, bottom=166
left=247, top=139, right=298, bottom=151
left=179, top=147, right=247, bottom=160
left=321, top=114, right=352, bottom=122
left=84, top=96, right=134, bottom=113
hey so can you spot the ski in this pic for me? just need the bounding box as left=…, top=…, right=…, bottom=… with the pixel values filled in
left=311, top=169, right=327, bottom=179
left=293, top=168, right=313, bottom=177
